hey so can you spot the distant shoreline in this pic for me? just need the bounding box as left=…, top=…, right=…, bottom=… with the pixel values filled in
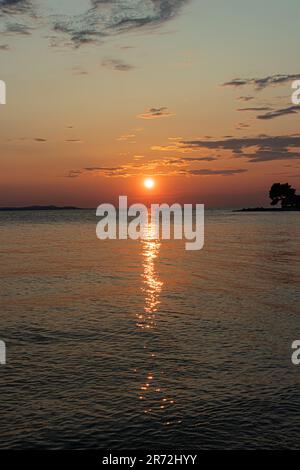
left=1, top=205, right=300, bottom=213
left=235, top=207, right=300, bottom=212
left=0, top=205, right=89, bottom=212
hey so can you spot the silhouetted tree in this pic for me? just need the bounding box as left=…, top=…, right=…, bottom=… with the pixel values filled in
left=269, top=183, right=295, bottom=207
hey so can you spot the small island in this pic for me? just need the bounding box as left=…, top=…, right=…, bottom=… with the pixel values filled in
left=0, top=205, right=84, bottom=212
left=237, top=183, right=300, bottom=212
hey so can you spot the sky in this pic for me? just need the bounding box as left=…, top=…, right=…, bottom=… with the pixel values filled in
left=0, top=0, right=300, bottom=208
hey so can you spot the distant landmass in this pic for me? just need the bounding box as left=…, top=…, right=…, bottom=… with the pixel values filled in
left=236, top=207, right=300, bottom=212
left=237, top=183, right=300, bottom=212
left=1, top=183, right=300, bottom=213
left=0, top=205, right=86, bottom=211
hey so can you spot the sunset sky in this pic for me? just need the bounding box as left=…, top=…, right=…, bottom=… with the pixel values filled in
left=1, top=0, right=300, bottom=207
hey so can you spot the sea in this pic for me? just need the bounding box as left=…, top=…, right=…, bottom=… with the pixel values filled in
left=0, top=209, right=299, bottom=449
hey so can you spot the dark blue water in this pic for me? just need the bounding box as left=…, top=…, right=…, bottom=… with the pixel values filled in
left=0, top=210, right=300, bottom=449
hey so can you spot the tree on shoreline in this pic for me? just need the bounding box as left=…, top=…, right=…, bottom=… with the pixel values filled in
left=269, top=183, right=300, bottom=208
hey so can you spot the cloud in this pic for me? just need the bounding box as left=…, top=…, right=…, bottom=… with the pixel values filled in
left=257, top=105, right=300, bottom=120
left=117, top=133, right=136, bottom=142
left=179, top=134, right=300, bottom=163
left=68, top=170, right=82, bottom=178
left=0, top=0, right=31, bottom=14
left=4, top=21, right=31, bottom=34
left=91, top=0, right=189, bottom=30
left=67, top=155, right=246, bottom=178
left=71, top=66, right=88, bottom=76
left=85, top=166, right=122, bottom=172
left=52, top=0, right=190, bottom=47
left=34, top=138, right=47, bottom=142
left=138, top=107, right=175, bottom=119
left=238, top=107, right=273, bottom=112
left=68, top=166, right=124, bottom=178
left=222, top=73, right=300, bottom=90
left=235, top=123, right=250, bottom=131
left=223, top=79, right=249, bottom=88
left=102, top=58, right=134, bottom=72
left=238, top=96, right=254, bottom=102
left=181, top=156, right=218, bottom=162
left=0, top=1, right=190, bottom=47
left=188, top=168, right=247, bottom=176
left=52, top=22, right=106, bottom=48
left=240, top=150, right=300, bottom=163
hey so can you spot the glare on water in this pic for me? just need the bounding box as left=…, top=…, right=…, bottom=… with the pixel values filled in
left=137, top=220, right=163, bottom=330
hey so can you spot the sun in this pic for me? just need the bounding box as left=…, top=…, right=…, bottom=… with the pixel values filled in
left=144, top=177, right=155, bottom=189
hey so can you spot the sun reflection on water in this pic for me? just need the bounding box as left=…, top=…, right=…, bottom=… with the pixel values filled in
left=135, top=220, right=178, bottom=422
left=137, top=221, right=163, bottom=330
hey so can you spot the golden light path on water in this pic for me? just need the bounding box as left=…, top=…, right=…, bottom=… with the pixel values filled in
left=137, top=220, right=163, bottom=330
left=136, top=220, right=179, bottom=423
